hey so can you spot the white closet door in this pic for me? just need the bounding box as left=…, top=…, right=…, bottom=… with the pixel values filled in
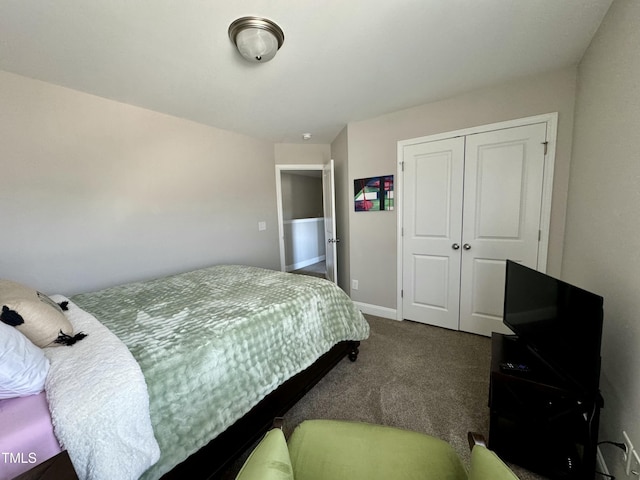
left=459, top=123, right=547, bottom=336
left=402, top=137, right=465, bottom=330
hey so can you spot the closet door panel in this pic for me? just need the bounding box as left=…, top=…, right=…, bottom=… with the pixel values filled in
left=474, top=144, right=525, bottom=239
left=402, top=137, right=464, bottom=330
left=411, top=255, right=449, bottom=309
left=459, top=123, right=547, bottom=336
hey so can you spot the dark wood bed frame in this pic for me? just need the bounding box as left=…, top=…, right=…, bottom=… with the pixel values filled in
left=16, top=340, right=360, bottom=480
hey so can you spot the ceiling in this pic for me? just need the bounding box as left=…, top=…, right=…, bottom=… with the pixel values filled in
left=0, top=1, right=612, bottom=144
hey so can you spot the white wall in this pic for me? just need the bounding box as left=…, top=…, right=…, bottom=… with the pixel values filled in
left=562, top=0, right=640, bottom=475
left=0, top=71, right=279, bottom=295
left=281, top=173, right=323, bottom=221
left=274, top=143, right=331, bottom=165
left=284, top=218, right=326, bottom=270
left=347, top=67, right=577, bottom=311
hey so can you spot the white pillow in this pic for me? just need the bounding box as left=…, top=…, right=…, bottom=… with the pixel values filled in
left=0, top=321, right=50, bottom=399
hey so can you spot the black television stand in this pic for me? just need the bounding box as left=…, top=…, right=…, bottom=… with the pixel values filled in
left=489, top=333, right=602, bottom=480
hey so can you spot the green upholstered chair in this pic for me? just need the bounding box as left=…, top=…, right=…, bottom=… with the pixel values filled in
left=236, top=419, right=519, bottom=480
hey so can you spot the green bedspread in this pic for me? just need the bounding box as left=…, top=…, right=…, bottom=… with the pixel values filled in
left=71, top=264, right=369, bottom=479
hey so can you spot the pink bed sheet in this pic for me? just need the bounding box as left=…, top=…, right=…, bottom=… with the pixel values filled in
left=0, top=392, right=62, bottom=480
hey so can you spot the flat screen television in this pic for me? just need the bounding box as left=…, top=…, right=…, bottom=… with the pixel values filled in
left=503, top=260, right=604, bottom=395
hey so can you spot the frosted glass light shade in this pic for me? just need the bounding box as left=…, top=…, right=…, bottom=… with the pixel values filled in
left=236, top=28, right=279, bottom=62
left=229, top=17, right=285, bottom=63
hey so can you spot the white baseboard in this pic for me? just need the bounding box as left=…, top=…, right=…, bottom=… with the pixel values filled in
left=353, top=301, right=398, bottom=320
left=285, top=255, right=326, bottom=272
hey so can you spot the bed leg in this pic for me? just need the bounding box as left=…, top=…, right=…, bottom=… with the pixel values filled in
left=272, top=417, right=285, bottom=430
left=347, top=341, right=360, bottom=362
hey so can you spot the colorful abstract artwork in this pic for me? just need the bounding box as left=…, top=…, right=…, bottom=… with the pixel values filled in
left=354, top=175, right=394, bottom=211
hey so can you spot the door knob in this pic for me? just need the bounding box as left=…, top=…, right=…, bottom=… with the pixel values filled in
left=463, top=243, right=471, bottom=250
left=452, top=243, right=460, bottom=250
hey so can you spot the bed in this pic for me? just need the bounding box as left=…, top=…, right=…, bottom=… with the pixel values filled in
left=0, top=393, right=62, bottom=480
left=3, top=265, right=369, bottom=480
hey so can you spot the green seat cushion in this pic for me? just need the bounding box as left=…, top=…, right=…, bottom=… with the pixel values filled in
left=288, top=420, right=468, bottom=480
left=468, top=445, right=519, bottom=480
left=236, top=429, right=294, bottom=480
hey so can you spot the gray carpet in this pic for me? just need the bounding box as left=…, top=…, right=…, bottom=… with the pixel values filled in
left=221, top=315, right=547, bottom=479
left=292, top=261, right=326, bottom=278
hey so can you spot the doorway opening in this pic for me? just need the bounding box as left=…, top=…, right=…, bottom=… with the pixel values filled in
left=275, top=164, right=327, bottom=279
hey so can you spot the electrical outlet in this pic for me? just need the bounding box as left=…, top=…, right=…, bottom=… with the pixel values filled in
left=351, top=279, right=359, bottom=290
left=624, top=431, right=634, bottom=475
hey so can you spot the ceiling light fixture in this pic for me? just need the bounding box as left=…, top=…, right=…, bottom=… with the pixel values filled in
left=302, top=133, right=312, bottom=141
left=228, top=16, right=285, bottom=63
